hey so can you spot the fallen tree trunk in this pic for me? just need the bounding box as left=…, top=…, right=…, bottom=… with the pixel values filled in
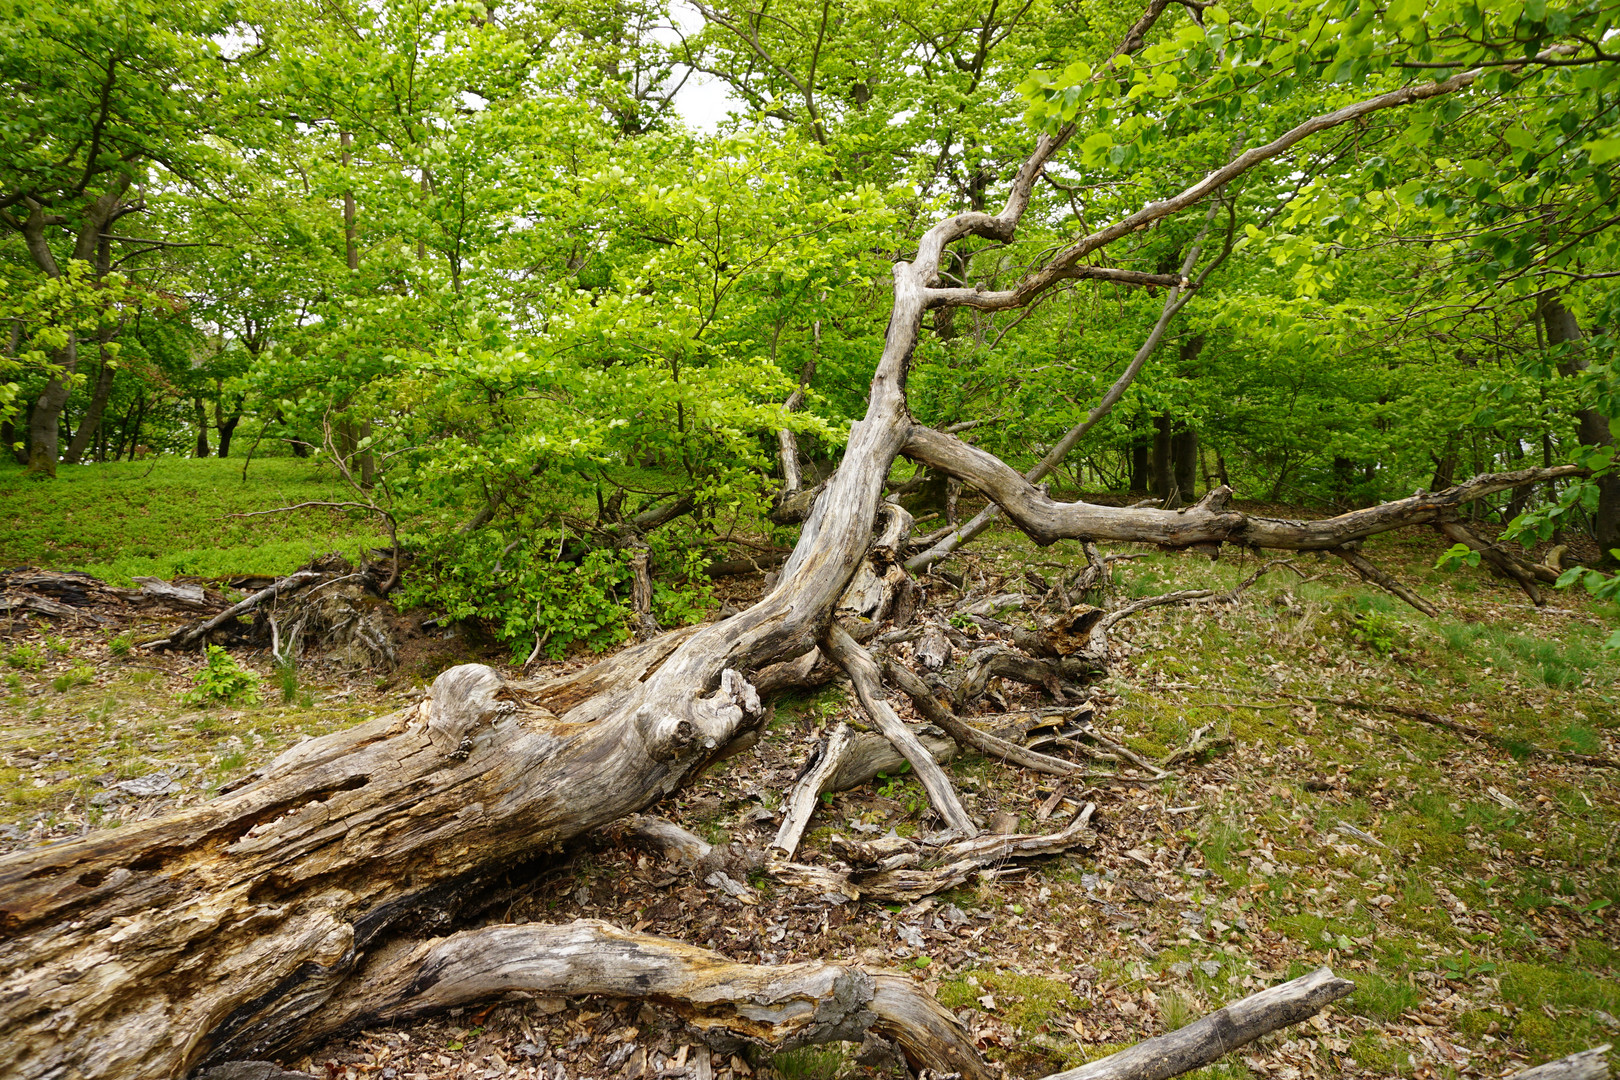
left=1049, top=967, right=1354, bottom=1080
left=1506, top=1046, right=1612, bottom=1079
left=230, top=920, right=993, bottom=1080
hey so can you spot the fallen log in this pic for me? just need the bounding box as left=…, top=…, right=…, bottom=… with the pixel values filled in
left=154, top=569, right=324, bottom=650
left=0, top=11, right=1582, bottom=1074
left=1505, top=1046, right=1612, bottom=1079
left=1047, top=967, right=1354, bottom=1080
left=241, top=920, right=994, bottom=1080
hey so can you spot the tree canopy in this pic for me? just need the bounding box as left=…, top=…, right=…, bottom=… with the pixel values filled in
left=3, top=0, right=1618, bottom=648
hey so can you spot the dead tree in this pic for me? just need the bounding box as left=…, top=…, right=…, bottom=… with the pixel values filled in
left=0, top=10, right=1589, bottom=1078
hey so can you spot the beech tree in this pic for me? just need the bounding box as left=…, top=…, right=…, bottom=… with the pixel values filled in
left=1, top=0, right=1617, bottom=1077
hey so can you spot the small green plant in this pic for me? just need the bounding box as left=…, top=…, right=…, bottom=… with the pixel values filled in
left=43, top=633, right=71, bottom=655
left=51, top=664, right=95, bottom=693
left=180, top=646, right=261, bottom=707
left=274, top=659, right=299, bottom=704
left=108, top=632, right=134, bottom=658
left=1349, top=611, right=1401, bottom=656
left=5, top=644, right=46, bottom=671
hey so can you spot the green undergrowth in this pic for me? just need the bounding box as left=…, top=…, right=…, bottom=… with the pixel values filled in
left=0, top=456, right=385, bottom=582
left=0, top=629, right=406, bottom=837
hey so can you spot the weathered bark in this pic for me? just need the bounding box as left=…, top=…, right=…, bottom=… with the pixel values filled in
left=823, top=624, right=977, bottom=836
left=1506, top=1046, right=1612, bottom=1079
left=242, top=920, right=993, bottom=1080
left=1046, top=967, right=1354, bottom=1080
left=904, top=430, right=1581, bottom=552
left=777, top=358, right=815, bottom=497
left=773, top=721, right=854, bottom=857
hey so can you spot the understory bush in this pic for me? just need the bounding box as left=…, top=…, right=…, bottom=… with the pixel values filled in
left=180, top=645, right=261, bottom=707
left=400, top=526, right=714, bottom=663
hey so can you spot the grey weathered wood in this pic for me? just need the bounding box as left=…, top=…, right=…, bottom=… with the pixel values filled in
left=903, top=423, right=1581, bottom=554
left=156, top=569, right=324, bottom=649
left=0, top=16, right=1550, bottom=1077
left=883, top=660, right=1083, bottom=777
left=914, top=626, right=952, bottom=671
left=132, top=576, right=208, bottom=606
left=823, top=625, right=977, bottom=837
left=774, top=722, right=854, bottom=858
left=1506, top=1046, right=1611, bottom=1079
left=1045, top=967, right=1354, bottom=1080
left=244, top=920, right=993, bottom=1080
left=1330, top=548, right=1439, bottom=618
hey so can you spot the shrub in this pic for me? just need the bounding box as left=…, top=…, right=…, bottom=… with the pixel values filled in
left=180, top=646, right=261, bottom=707
left=4, top=644, right=46, bottom=671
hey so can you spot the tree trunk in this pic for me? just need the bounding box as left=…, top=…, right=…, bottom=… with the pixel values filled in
left=26, top=336, right=77, bottom=477
left=1541, top=291, right=1620, bottom=557
left=1129, top=431, right=1150, bottom=493
left=1151, top=414, right=1174, bottom=502
left=1171, top=424, right=1198, bottom=504
left=0, top=30, right=1564, bottom=1077
left=18, top=191, right=128, bottom=477
left=216, top=395, right=244, bottom=458
left=61, top=334, right=117, bottom=465
left=1430, top=442, right=1458, bottom=492
left=122, top=393, right=147, bottom=461
left=194, top=397, right=212, bottom=458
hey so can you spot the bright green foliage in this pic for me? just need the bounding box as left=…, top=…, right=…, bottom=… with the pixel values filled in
left=6, top=0, right=1620, bottom=637
left=180, top=646, right=261, bottom=708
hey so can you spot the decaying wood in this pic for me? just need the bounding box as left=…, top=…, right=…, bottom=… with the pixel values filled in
left=774, top=722, right=855, bottom=858
left=214, top=920, right=994, bottom=1080
left=1047, top=967, right=1354, bottom=1080
left=629, top=545, right=661, bottom=640
left=776, top=358, right=816, bottom=500
left=1331, top=548, right=1439, bottom=617
left=884, top=660, right=1087, bottom=777
left=904, top=427, right=1581, bottom=554
left=132, top=576, right=209, bottom=607
left=1505, top=1046, right=1612, bottom=1079
left=0, top=10, right=1570, bottom=1074
left=824, top=624, right=978, bottom=836
left=155, top=569, right=324, bottom=650
left=1433, top=519, right=1549, bottom=604
left=0, top=656, right=766, bottom=1079
left=914, top=626, right=952, bottom=671
left=775, top=802, right=1098, bottom=902
left=954, top=643, right=1105, bottom=706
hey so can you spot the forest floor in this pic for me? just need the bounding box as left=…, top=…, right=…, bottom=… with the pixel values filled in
left=1, top=470, right=1617, bottom=1080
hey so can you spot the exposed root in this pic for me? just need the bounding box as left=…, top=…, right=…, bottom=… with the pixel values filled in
left=249, top=920, right=993, bottom=1080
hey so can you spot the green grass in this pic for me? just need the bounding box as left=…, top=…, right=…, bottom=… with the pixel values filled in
left=0, top=456, right=386, bottom=582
